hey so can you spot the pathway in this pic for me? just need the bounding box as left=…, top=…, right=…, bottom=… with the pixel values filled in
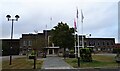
left=41, top=56, right=73, bottom=69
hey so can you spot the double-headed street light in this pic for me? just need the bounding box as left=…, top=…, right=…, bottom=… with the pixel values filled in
left=6, top=15, right=20, bottom=65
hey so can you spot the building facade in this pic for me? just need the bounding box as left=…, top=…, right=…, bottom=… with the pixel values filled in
left=115, top=43, right=120, bottom=48
left=19, top=30, right=59, bottom=56
left=19, top=30, right=116, bottom=55
left=2, top=39, right=20, bottom=56
left=84, top=38, right=115, bottom=53
left=1, top=30, right=116, bottom=56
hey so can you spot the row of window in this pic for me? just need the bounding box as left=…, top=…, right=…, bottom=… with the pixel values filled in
left=23, top=40, right=32, bottom=46
left=80, top=41, right=114, bottom=46
left=93, top=48, right=113, bottom=51
left=23, top=40, right=114, bottom=47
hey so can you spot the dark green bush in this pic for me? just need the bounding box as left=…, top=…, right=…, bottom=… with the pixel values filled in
left=80, top=48, right=92, bottom=62
left=113, top=48, right=120, bottom=53
left=69, top=50, right=74, bottom=54
left=69, top=50, right=75, bottom=58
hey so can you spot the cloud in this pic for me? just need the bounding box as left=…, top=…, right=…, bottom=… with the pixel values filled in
left=1, top=0, right=119, bottom=43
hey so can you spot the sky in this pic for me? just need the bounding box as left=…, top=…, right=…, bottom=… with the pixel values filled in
left=0, top=0, right=120, bottom=43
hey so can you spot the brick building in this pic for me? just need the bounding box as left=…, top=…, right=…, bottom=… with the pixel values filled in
left=115, top=43, right=120, bottom=48
left=19, top=30, right=59, bottom=56
left=2, top=39, right=20, bottom=56
left=84, top=38, right=115, bottom=53
left=1, top=30, right=116, bottom=56
left=19, top=30, right=116, bottom=55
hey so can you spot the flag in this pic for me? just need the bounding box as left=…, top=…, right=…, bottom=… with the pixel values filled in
left=46, top=24, right=47, bottom=29
left=74, top=18, right=77, bottom=31
left=81, top=10, right=84, bottom=23
left=76, top=8, right=79, bottom=18
left=50, top=17, right=52, bottom=21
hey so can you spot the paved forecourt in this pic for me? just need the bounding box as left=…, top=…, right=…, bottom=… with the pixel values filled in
left=41, top=56, right=73, bottom=69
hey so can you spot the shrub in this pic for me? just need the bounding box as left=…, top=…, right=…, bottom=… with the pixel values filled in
left=80, top=48, right=92, bottom=62
left=113, top=48, right=120, bottom=53
left=69, top=50, right=74, bottom=54
left=69, top=50, right=75, bottom=58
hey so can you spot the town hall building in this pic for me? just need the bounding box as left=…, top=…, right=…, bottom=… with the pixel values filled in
left=1, top=30, right=118, bottom=56
left=19, top=30, right=115, bottom=56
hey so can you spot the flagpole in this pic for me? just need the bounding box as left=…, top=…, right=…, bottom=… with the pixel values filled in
left=75, top=34, right=77, bottom=57
left=45, top=24, right=47, bottom=48
left=50, top=17, right=52, bottom=29
left=81, top=10, right=84, bottom=48
left=74, top=19, right=77, bottom=57
left=81, top=21, right=84, bottom=48
left=48, top=17, right=52, bottom=47
left=45, top=24, right=47, bottom=56
left=77, top=17, right=80, bottom=67
left=74, top=31, right=77, bottom=57
left=76, top=8, right=80, bottom=67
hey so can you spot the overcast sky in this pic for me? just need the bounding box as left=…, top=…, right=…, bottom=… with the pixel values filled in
left=0, top=0, right=119, bottom=43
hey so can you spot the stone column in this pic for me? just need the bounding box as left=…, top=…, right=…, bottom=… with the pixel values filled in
left=53, top=49, right=54, bottom=55
left=47, top=49, right=49, bottom=55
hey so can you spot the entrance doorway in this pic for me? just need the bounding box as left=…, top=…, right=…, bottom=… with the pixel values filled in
left=49, top=49, right=53, bottom=54
left=46, top=47, right=59, bottom=55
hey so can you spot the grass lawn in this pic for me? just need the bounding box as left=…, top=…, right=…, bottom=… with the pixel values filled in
left=2, top=57, right=43, bottom=69
left=65, top=54, right=118, bottom=68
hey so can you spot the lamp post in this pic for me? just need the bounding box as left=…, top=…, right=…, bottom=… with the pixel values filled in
left=34, top=30, right=38, bottom=69
left=86, top=34, right=91, bottom=38
left=6, top=15, right=20, bottom=65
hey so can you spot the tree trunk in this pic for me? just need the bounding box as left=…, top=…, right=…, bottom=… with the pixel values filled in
left=64, top=47, right=66, bottom=59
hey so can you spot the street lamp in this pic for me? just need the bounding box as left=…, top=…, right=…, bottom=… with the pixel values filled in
left=6, top=15, right=20, bottom=65
left=86, top=34, right=91, bottom=38
left=34, top=30, right=38, bottom=69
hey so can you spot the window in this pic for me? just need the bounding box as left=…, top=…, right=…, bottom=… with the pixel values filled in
left=28, top=40, right=32, bottom=46
left=103, top=42, right=104, bottom=45
left=23, top=41, right=26, bottom=46
left=98, top=48, right=101, bottom=51
left=98, top=42, right=99, bottom=45
left=94, top=42, right=96, bottom=46
left=93, top=42, right=95, bottom=45
left=80, top=41, right=82, bottom=46
left=84, top=42, right=86, bottom=45
left=107, top=42, right=109, bottom=45
left=89, top=42, right=91, bottom=46
left=111, top=42, right=113, bottom=45
left=91, top=42, right=94, bottom=46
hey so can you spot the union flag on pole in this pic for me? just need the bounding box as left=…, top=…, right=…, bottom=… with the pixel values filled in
left=74, top=18, right=77, bottom=32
